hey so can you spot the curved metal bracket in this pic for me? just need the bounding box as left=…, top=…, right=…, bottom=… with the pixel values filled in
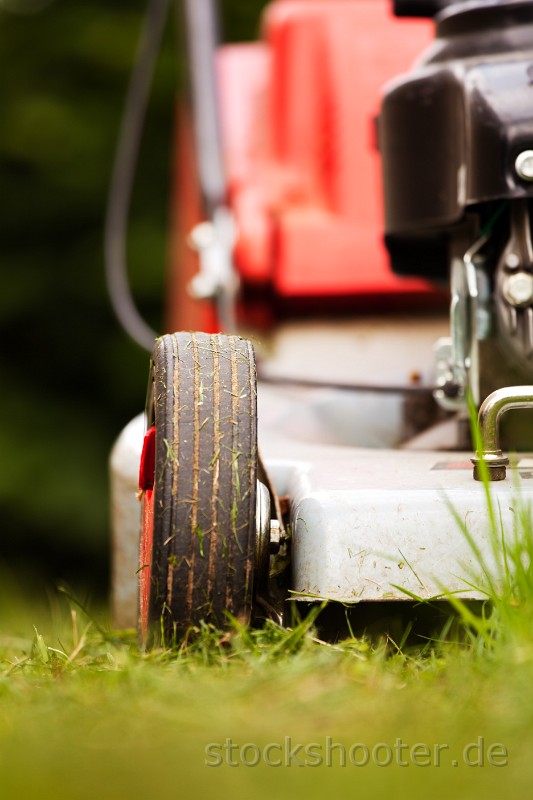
left=471, top=386, right=533, bottom=481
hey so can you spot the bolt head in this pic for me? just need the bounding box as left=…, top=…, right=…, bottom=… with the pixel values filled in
left=471, top=451, right=509, bottom=482
left=515, top=150, right=533, bottom=181
left=503, top=271, right=533, bottom=307
left=473, top=464, right=507, bottom=482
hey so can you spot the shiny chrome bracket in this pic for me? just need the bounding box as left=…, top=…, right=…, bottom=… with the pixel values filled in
left=472, top=386, right=533, bottom=481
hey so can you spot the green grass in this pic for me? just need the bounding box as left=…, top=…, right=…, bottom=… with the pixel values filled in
left=1, top=576, right=533, bottom=800
left=4, top=430, right=533, bottom=800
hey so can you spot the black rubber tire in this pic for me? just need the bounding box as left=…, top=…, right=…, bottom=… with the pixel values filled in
left=146, top=331, right=257, bottom=643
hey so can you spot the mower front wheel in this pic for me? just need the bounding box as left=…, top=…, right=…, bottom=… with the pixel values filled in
left=138, top=332, right=259, bottom=646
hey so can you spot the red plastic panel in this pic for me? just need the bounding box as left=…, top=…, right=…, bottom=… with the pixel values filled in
left=216, top=0, right=436, bottom=298
left=138, top=425, right=156, bottom=492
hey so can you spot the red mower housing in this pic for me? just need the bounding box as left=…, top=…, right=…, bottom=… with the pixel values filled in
left=167, top=0, right=440, bottom=332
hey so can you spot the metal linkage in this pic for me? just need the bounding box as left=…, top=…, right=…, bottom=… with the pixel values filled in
left=434, top=235, right=487, bottom=411
left=434, top=203, right=509, bottom=413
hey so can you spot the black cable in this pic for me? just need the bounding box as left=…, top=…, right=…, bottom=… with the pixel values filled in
left=257, top=372, right=433, bottom=396
left=104, top=0, right=171, bottom=351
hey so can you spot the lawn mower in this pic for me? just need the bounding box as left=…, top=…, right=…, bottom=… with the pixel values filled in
left=108, top=0, right=533, bottom=642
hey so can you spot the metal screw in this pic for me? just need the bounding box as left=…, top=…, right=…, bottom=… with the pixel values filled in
left=515, top=150, right=533, bottom=181
left=505, top=252, right=521, bottom=270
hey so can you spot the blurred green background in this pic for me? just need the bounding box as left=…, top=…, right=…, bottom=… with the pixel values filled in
left=0, top=0, right=267, bottom=596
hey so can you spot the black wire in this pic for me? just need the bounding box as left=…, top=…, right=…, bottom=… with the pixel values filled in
left=104, top=0, right=171, bottom=351
left=257, top=372, right=434, bottom=396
